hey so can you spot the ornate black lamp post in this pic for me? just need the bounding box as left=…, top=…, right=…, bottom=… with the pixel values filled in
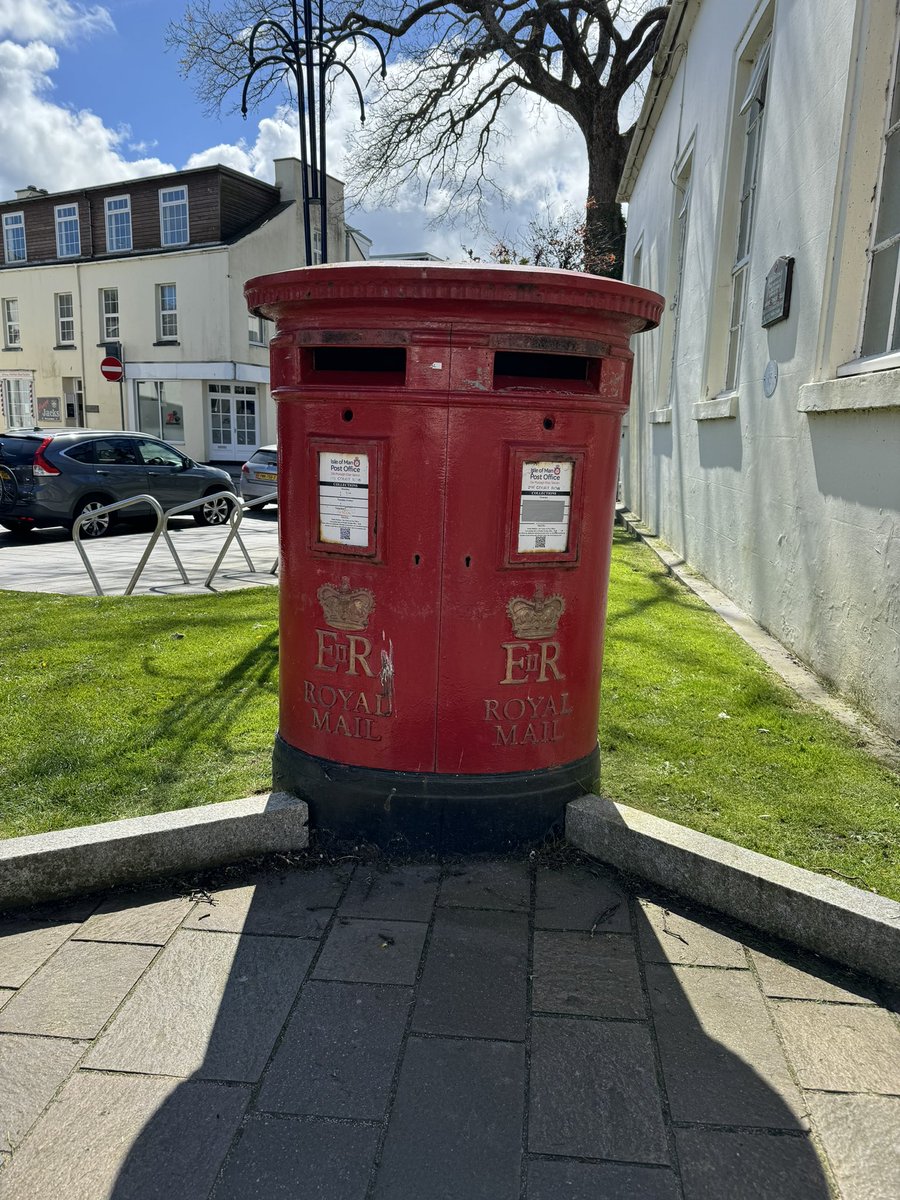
left=240, top=0, right=386, bottom=264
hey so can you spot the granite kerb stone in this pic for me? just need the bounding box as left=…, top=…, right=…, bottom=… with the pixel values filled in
left=566, top=795, right=900, bottom=987
left=0, top=792, right=309, bottom=912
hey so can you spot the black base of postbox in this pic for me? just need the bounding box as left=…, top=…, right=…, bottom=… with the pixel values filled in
left=273, top=735, right=600, bottom=854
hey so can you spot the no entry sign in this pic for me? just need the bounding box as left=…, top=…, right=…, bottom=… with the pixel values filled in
left=100, top=356, right=124, bottom=383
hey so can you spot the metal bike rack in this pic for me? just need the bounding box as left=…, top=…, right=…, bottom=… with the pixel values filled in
left=159, top=491, right=247, bottom=586
left=73, top=494, right=188, bottom=597
left=204, top=490, right=278, bottom=588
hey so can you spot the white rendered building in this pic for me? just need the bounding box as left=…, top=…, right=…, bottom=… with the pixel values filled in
left=0, top=158, right=368, bottom=463
left=619, top=0, right=900, bottom=737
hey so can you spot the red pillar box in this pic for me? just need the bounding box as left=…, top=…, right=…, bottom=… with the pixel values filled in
left=245, top=264, right=662, bottom=851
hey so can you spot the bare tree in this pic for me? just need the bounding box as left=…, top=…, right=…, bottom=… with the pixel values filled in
left=167, top=1, right=670, bottom=276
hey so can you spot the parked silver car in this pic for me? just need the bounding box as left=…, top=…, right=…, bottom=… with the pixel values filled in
left=240, top=445, right=278, bottom=507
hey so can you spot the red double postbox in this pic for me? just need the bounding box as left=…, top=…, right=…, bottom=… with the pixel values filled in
left=245, top=263, right=662, bottom=851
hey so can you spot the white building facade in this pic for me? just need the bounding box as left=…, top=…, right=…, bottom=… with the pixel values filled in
left=619, top=0, right=900, bottom=737
left=0, top=158, right=368, bottom=463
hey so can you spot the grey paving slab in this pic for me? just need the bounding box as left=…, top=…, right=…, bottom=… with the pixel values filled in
left=0, top=1071, right=249, bottom=1200
left=339, top=863, right=440, bottom=922
left=72, top=889, right=195, bottom=945
left=183, top=866, right=348, bottom=938
left=0, top=940, right=156, bottom=1038
left=257, top=981, right=411, bottom=1119
left=412, top=907, right=528, bottom=1040
left=0, top=1034, right=87, bottom=1150
left=532, top=929, right=645, bottom=1019
left=0, top=901, right=97, bottom=987
left=0, top=987, right=13, bottom=1009
left=526, top=1159, right=680, bottom=1200
left=750, top=948, right=878, bottom=1004
left=637, top=900, right=748, bottom=968
left=313, top=918, right=426, bottom=986
left=645, top=964, right=806, bottom=1128
left=439, top=860, right=531, bottom=911
left=373, top=1036, right=525, bottom=1200
left=534, top=864, right=630, bottom=933
left=215, top=1114, right=379, bottom=1200
left=528, top=1016, right=669, bottom=1164
left=772, top=1001, right=900, bottom=1093
left=676, top=1127, right=830, bottom=1200
left=807, top=1092, right=900, bottom=1200
left=85, top=929, right=314, bottom=1081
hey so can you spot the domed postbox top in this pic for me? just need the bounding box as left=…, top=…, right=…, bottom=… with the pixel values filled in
left=245, top=261, right=664, bottom=342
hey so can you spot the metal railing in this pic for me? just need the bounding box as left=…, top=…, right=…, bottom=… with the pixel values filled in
left=73, top=494, right=187, bottom=597
left=73, top=489, right=278, bottom=596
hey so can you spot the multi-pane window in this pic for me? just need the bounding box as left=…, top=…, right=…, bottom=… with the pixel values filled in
left=105, top=195, right=132, bottom=252
left=157, top=284, right=178, bottom=340
left=3, top=298, right=20, bottom=347
left=666, top=158, right=693, bottom=405
left=860, top=40, right=900, bottom=358
left=55, top=203, right=81, bottom=258
left=2, top=212, right=26, bottom=263
left=159, top=185, right=189, bottom=246
left=55, top=293, right=75, bottom=346
left=725, top=40, right=770, bottom=392
left=3, top=378, right=34, bottom=427
left=100, top=288, right=119, bottom=340
left=312, top=227, right=322, bottom=264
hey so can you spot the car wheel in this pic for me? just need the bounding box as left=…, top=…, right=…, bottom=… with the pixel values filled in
left=194, top=493, right=234, bottom=526
left=0, top=518, right=34, bottom=537
left=73, top=497, right=114, bottom=539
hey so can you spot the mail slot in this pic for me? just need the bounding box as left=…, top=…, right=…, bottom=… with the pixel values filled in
left=245, top=263, right=663, bottom=851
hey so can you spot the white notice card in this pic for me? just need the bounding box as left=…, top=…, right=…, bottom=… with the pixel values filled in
left=319, top=451, right=370, bottom=547
left=518, top=460, right=572, bottom=553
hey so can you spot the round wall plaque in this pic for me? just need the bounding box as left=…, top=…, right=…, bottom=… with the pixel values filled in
left=763, top=360, right=778, bottom=397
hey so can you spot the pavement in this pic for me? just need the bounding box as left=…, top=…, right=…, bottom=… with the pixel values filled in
left=0, top=510, right=279, bottom=595
left=1, top=856, right=898, bottom=1199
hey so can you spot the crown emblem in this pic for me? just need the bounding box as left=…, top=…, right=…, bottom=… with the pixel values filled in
left=506, top=586, right=565, bottom=640
left=317, top=578, right=375, bottom=631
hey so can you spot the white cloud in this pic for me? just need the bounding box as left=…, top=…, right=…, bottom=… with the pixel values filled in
left=0, top=0, right=112, bottom=43
left=0, top=39, right=173, bottom=197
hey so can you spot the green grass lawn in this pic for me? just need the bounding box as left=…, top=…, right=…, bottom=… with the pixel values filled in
left=1, top=527, right=897, bottom=897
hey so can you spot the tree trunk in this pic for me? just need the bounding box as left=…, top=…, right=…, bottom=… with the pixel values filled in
left=584, top=124, right=629, bottom=279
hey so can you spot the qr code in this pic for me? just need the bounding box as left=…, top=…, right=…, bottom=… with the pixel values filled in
left=535, top=535, right=546, bottom=549
left=340, top=527, right=351, bottom=541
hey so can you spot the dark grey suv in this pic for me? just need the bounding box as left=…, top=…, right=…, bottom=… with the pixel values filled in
left=0, top=429, right=237, bottom=538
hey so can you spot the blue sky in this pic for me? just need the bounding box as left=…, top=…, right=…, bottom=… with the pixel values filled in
left=2, top=0, right=590, bottom=258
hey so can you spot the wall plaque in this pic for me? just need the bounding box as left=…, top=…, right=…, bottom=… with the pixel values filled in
left=762, top=256, right=794, bottom=327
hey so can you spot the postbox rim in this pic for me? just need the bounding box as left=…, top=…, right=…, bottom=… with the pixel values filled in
left=245, top=262, right=664, bottom=333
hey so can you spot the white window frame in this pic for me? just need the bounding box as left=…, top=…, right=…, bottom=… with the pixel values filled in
left=2, top=376, right=34, bottom=427
left=248, top=313, right=267, bottom=345
left=105, top=195, right=132, bottom=253
left=55, top=203, right=81, bottom=259
left=100, top=287, right=119, bottom=341
left=724, top=39, right=770, bottom=393
left=3, top=298, right=20, bottom=348
left=157, top=283, right=178, bottom=341
left=159, top=185, right=189, bottom=247
left=55, top=292, right=75, bottom=347
left=2, top=211, right=26, bottom=263
left=312, top=227, right=322, bottom=265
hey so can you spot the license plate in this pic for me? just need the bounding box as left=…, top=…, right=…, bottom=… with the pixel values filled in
left=255, top=471, right=276, bottom=482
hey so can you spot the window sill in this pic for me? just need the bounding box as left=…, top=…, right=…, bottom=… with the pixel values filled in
left=153, top=340, right=180, bottom=347
left=53, top=344, right=76, bottom=350
left=836, top=349, right=900, bottom=378
left=649, top=406, right=672, bottom=424
left=2, top=345, right=22, bottom=352
left=798, top=369, right=900, bottom=413
left=693, top=393, right=738, bottom=421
